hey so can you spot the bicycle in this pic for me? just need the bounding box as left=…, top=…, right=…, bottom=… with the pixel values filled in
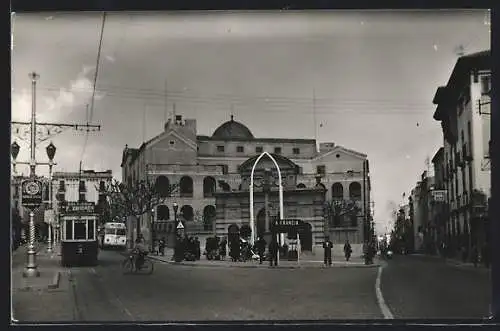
left=122, top=251, right=154, bottom=275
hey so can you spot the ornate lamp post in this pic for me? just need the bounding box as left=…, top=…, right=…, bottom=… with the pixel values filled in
left=45, top=142, right=56, bottom=253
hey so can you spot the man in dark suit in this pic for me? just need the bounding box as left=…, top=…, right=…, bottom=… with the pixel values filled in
left=323, top=236, right=333, bottom=267
left=269, top=237, right=279, bottom=267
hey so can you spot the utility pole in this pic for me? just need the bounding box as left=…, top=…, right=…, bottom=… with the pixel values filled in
left=11, top=72, right=101, bottom=277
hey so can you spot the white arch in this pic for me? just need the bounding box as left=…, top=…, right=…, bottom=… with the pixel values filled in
left=249, top=152, right=284, bottom=247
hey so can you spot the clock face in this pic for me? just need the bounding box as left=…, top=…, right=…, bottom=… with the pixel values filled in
left=25, top=181, right=41, bottom=195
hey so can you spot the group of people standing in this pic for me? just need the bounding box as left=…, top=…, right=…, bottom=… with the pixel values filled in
left=173, top=234, right=201, bottom=262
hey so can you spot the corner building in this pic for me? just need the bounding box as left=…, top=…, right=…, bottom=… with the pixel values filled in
left=121, top=115, right=371, bottom=257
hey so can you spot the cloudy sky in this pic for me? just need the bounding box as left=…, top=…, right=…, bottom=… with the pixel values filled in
left=11, top=10, right=490, bottom=233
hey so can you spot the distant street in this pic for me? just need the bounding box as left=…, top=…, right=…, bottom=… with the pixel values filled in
left=381, top=254, right=492, bottom=319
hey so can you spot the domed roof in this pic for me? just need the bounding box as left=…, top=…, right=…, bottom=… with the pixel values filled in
left=212, top=116, right=254, bottom=140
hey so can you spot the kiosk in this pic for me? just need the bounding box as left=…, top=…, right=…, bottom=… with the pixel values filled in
left=60, top=201, right=99, bottom=267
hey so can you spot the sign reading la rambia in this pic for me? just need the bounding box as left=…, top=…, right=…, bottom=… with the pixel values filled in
left=60, top=201, right=96, bottom=214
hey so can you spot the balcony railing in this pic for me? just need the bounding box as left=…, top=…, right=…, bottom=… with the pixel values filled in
left=147, top=163, right=225, bottom=174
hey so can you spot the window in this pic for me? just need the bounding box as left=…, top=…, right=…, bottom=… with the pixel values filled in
left=74, top=220, right=87, bottom=240
left=293, top=147, right=300, bottom=155
left=117, top=229, right=126, bottom=236
left=65, top=220, right=73, bottom=240
left=169, top=140, right=175, bottom=146
left=79, top=180, right=86, bottom=192
left=217, top=145, right=225, bottom=152
left=58, top=180, right=65, bottom=192
left=480, top=75, right=491, bottom=95
left=236, top=146, right=244, bottom=153
left=256, top=146, right=263, bottom=153
left=99, top=181, right=106, bottom=191
left=79, top=192, right=86, bottom=202
left=88, top=219, right=95, bottom=240
left=316, top=165, right=326, bottom=175
left=105, top=228, right=116, bottom=235
left=274, top=147, right=282, bottom=154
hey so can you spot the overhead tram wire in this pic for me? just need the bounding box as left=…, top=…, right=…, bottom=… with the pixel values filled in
left=36, top=88, right=430, bottom=116
left=37, top=83, right=433, bottom=108
left=79, top=12, right=107, bottom=170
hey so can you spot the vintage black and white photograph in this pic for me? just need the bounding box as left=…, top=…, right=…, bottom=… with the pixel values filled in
left=10, top=9, right=494, bottom=322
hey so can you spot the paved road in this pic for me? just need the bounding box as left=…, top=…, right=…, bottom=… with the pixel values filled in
left=65, top=250, right=383, bottom=321
left=380, top=254, right=492, bottom=319
left=14, top=250, right=494, bottom=322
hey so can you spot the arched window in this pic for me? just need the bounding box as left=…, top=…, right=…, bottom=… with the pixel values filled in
left=349, top=182, right=362, bottom=199
left=332, top=182, right=343, bottom=199
left=157, top=205, right=170, bottom=220
left=203, top=205, right=216, bottom=231
left=297, top=183, right=306, bottom=189
left=155, top=176, right=171, bottom=198
left=316, top=183, right=326, bottom=190
left=203, top=177, right=216, bottom=197
left=179, top=176, right=194, bottom=197
left=180, top=205, right=194, bottom=222
left=219, top=181, right=231, bottom=192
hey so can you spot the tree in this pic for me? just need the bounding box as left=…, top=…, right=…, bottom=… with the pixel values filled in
left=98, top=179, right=177, bottom=246
left=323, top=199, right=361, bottom=235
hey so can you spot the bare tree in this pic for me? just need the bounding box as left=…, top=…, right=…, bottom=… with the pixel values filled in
left=323, top=199, right=362, bottom=236
left=98, top=179, right=178, bottom=246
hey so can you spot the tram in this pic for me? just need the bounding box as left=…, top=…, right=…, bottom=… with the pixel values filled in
left=60, top=201, right=99, bottom=267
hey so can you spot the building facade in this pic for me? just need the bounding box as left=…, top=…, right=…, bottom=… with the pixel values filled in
left=432, top=50, right=491, bottom=258
left=121, top=114, right=372, bottom=256
left=52, top=169, right=113, bottom=226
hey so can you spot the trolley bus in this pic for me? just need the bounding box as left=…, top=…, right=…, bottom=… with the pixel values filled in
left=60, top=201, right=99, bottom=267
left=101, top=222, right=127, bottom=250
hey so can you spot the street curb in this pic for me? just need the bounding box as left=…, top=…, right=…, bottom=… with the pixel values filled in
left=48, top=271, right=61, bottom=289
left=148, top=256, right=380, bottom=269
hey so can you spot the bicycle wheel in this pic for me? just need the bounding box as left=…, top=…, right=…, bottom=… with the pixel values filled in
left=122, top=258, right=134, bottom=274
left=141, top=259, right=154, bottom=275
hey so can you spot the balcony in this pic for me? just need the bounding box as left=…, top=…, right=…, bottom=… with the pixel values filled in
left=147, top=163, right=225, bottom=175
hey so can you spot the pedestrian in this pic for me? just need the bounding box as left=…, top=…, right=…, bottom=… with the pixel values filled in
left=481, top=243, right=490, bottom=268
left=323, top=236, right=333, bottom=266
left=269, top=237, right=279, bottom=267
left=471, top=244, right=479, bottom=267
left=158, top=237, right=166, bottom=256
left=363, top=241, right=370, bottom=265
left=219, top=237, right=227, bottom=260
left=256, top=237, right=267, bottom=264
left=344, top=240, right=352, bottom=261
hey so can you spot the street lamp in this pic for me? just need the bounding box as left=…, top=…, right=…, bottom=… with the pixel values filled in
left=11, top=141, right=20, bottom=173
left=150, top=207, right=155, bottom=252
left=45, top=142, right=56, bottom=253
left=173, top=202, right=180, bottom=261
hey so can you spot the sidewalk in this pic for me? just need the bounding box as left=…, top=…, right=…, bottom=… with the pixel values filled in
left=411, top=253, right=490, bottom=271
left=145, top=248, right=380, bottom=269
left=11, top=243, right=62, bottom=292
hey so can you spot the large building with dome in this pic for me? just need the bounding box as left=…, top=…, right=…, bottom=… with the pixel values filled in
left=121, top=114, right=372, bottom=257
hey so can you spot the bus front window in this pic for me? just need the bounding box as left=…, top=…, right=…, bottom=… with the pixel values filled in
left=105, top=229, right=116, bottom=235
left=117, top=229, right=126, bottom=236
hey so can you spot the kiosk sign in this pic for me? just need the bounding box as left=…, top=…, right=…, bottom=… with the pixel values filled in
left=21, top=179, right=43, bottom=210
left=60, top=201, right=96, bottom=215
left=272, top=218, right=306, bottom=233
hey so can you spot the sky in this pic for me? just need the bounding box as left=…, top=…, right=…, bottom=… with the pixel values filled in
left=11, top=10, right=490, bottom=234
